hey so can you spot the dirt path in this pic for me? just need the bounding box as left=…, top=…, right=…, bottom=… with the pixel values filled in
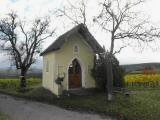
left=0, top=94, right=115, bottom=120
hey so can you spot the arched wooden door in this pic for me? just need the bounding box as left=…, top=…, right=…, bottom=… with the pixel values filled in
left=68, top=59, right=82, bottom=89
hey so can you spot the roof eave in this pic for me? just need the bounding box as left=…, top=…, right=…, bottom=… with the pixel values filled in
left=40, top=48, right=60, bottom=56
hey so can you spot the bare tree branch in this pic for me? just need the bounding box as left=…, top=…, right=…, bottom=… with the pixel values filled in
left=56, top=0, right=87, bottom=25
left=95, top=0, right=160, bottom=54
left=113, top=45, right=127, bottom=55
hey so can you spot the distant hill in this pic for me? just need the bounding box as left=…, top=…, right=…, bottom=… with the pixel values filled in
left=1, top=62, right=160, bottom=77
left=0, top=68, right=42, bottom=78
left=121, top=63, right=160, bottom=73
left=0, top=58, right=42, bottom=69
left=0, top=59, right=42, bottom=78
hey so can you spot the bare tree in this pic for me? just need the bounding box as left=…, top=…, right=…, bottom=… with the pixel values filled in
left=56, top=0, right=87, bottom=26
left=94, top=0, right=160, bottom=101
left=0, top=12, right=55, bottom=90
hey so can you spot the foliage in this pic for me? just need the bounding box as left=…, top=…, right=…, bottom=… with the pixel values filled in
left=92, top=58, right=106, bottom=90
left=92, top=54, right=125, bottom=91
left=0, top=113, right=9, bottom=120
left=125, top=74, right=160, bottom=87
left=112, top=61, right=125, bottom=88
left=55, top=77, right=64, bottom=85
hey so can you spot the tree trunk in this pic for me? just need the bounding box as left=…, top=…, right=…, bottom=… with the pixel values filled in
left=20, top=70, right=27, bottom=89
left=105, top=53, right=114, bottom=101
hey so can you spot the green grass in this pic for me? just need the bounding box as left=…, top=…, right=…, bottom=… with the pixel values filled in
left=0, top=78, right=41, bottom=90
left=0, top=113, right=10, bottom=120
left=0, top=78, right=160, bottom=120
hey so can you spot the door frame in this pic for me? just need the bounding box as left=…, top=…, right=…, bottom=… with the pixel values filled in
left=67, top=57, right=85, bottom=90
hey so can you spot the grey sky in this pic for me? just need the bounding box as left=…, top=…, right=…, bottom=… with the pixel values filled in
left=0, top=0, right=160, bottom=66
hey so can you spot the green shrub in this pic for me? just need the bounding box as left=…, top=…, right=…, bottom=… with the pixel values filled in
left=92, top=54, right=125, bottom=91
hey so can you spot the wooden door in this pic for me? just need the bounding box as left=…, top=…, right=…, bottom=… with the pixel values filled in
left=68, top=59, right=82, bottom=89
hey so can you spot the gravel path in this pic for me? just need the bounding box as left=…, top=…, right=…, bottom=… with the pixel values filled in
left=0, top=94, right=115, bottom=120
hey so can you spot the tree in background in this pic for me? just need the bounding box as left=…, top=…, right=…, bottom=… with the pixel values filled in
left=93, top=0, right=160, bottom=101
left=57, top=0, right=87, bottom=26
left=0, top=12, right=55, bottom=90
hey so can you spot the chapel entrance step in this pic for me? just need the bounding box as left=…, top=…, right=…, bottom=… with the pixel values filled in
left=63, top=88, right=95, bottom=96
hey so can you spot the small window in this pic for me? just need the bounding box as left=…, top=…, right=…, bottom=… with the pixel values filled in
left=74, top=45, right=79, bottom=53
left=46, top=60, right=49, bottom=72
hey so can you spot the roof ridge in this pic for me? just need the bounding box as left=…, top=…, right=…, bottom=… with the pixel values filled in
left=40, top=24, right=104, bottom=56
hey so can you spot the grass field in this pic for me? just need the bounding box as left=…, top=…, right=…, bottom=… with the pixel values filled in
left=0, top=78, right=41, bottom=90
left=0, top=113, right=9, bottom=120
left=0, top=78, right=160, bottom=120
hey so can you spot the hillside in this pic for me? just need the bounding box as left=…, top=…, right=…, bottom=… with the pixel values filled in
left=0, top=68, right=42, bottom=78
left=1, top=62, right=160, bottom=77
left=122, top=63, right=160, bottom=73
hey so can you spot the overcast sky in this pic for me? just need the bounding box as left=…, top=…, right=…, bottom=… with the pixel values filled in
left=0, top=0, right=160, bottom=67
